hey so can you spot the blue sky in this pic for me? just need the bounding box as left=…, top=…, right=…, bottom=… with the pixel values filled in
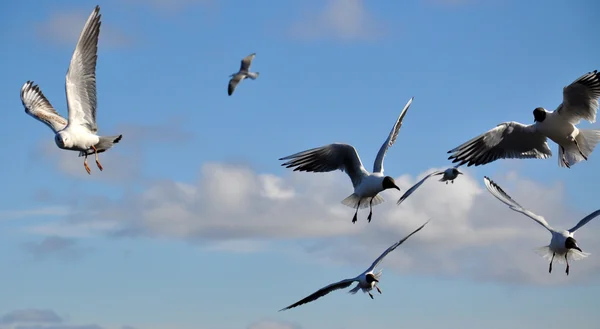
left=1, top=0, right=599, bottom=328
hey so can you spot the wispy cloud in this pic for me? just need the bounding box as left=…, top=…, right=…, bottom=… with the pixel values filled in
left=23, top=236, right=88, bottom=261
left=35, top=8, right=132, bottom=49
left=0, top=310, right=62, bottom=325
left=288, top=0, right=386, bottom=41
left=22, top=161, right=600, bottom=284
left=247, top=320, right=301, bottom=329
left=0, top=207, right=69, bottom=221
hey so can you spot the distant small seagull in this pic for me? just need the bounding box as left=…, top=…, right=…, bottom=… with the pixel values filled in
left=20, top=6, right=122, bottom=175
left=396, top=166, right=463, bottom=206
left=279, top=97, right=414, bottom=223
left=278, top=220, right=429, bottom=311
left=228, top=53, right=260, bottom=96
left=483, top=176, right=600, bottom=275
left=447, top=70, right=600, bottom=168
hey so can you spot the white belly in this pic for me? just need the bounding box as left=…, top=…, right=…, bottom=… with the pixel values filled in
left=354, top=175, right=384, bottom=197
left=537, top=113, right=577, bottom=146
left=549, top=231, right=569, bottom=255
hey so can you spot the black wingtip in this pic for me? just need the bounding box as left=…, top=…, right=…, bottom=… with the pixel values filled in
left=114, top=135, right=123, bottom=143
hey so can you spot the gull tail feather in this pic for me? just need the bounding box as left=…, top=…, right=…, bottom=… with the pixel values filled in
left=247, top=72, right=259, bottom=79
left=533, top=246, right=590, bottom=263
left=559, top=129, right=600, bottom=167
left=341, top=194, right=385, bottom=209
left=348, top=283, right=361, bottom=295
left=78, top=135, right=123, bottom=157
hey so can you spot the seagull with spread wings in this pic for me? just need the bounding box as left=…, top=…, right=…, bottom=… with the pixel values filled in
left=396, top=165, right=463, bottom=206
left=447, top=70, right=600, bottom=168
left=278, top=220, right=429, bottom=311
left=228, top=53, right=260, bottom=96
left=279, top=97, right=414, bottom=223
left=484, top=176, right=600, bottom=275
left=20, top=6, right=122, bottom=175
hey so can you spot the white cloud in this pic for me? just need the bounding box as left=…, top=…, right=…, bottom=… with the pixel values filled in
left=21, top=162, right=600, bottom=284
left=35, top=8, right=132, bottom=48
left=247, top=319, right=300, bottom=329
left=288, top=0, right=386, bottom=41
left=0, top=206, right=70, bottom=221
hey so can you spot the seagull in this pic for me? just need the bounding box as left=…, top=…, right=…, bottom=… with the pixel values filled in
left=447, top=70, right=600, bottom=168
left=278, top=220, right=429, bottom=311
left=20, top=6, right=122, bottom=175
left=483, top=176, right=600, bottom=275
left=279, top=97, right=414, bottom=223
left=228, top=53, right=259, bottom=96
left=396, top=166, right=463, bottom=206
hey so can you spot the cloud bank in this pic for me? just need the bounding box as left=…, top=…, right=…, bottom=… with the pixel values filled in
left=22, top=156, right=600, bottom=285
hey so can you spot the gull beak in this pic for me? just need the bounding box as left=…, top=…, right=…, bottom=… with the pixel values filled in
left=457, top=171, right=463, bottom=175
left=573, top=246, right=582, bottom=252
left=373, top=278, right=379, bottom=282
left=393, top=183, right=400, bottom=191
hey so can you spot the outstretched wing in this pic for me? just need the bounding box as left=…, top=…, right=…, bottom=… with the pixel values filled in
left=483, top=176, right=554, bottom=232
left=279, top=143, right=370, bottom=188
left=240, top=53, right=256, bottom=72
left=447, top=122, right=552, bottom=167
left=568, top=209, right=600, bottom=233
left=65, top=5, right=101, bottom=133
left=228, top=74, right=244, bottom=96
left=396, top=170, right=444, bottom=206
left=365, top=220, right=429, bottom=273
left=373, top=97, right=414, bottom=173
left=21, top=81, right=67, bottom=134
left=278, top=278, right=356, bottom=311
left=557, top=70, right=600, bottom=125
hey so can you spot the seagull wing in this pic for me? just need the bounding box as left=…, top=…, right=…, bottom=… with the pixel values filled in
left=568, top=209, right=600, bottom=233
left=65, top=5, right=101, bottom=133
left=365, top=220, right=429, bottom=273
left=447, top=122, right=552, bottom=167
left=557, top=70, right=600, bottom=125
left=483, top=176, right=554, bottom=232
left=279, top=143, right=370, bottom=188
left=373, top=97, right=414, bottom=173
left=396, top=171, right=444, bottom=206
left=278, top=278, right=356, bottom=311
left=228, top=74, right=244, bottom=96
left=240, top=53, right=256, bottom=72
left=21, top=81, right=67, bottom=134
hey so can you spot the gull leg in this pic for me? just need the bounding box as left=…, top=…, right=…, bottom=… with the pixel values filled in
left=573, top=139, right=588, bottom=160
left=549, top=252, right=555, bottom=273
left=376, top=286, right=382, bottom=294
left=352, top=200, right=361, bottom=224
left=445, top=181, right=449, bottom=185
left=367, top=198, right=374, bottom=223
left=92, top=145, right=103, bottom=171
left=565, top=254, right=570, bottom=276
left=368, top=292, right=374, bottom=299
left=83, top=154, right=91, bottom=175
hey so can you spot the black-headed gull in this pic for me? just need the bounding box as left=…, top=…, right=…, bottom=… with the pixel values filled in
left=278, top=220, right=429, bottom=311
left=279, top=97, right=414, bottom=223
left=20, top=6, right=122, bottom=175
left=484, top=176, right=600, bottom=275
left=396, top=166, right=463, bottom=206
left=228, top=53, right=259, bottom=96
left=448, top=70, right=600, bottom=168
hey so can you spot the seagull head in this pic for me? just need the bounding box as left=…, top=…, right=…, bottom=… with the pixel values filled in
left=382, top=176, right=401, bottom=191
left=565, top=236, right=582, bottom=252
left=533, top=107, right=547, bottom=123
left=451, top=168, right=463, bottom=176
left=54, top=131, right=71, bottom=149
left=366, top=273, right=379, bottom=283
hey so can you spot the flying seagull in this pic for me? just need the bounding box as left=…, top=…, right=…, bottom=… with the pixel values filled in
left=20, top=6, right=122, bottom=175
left=483, top=176, right=600, bottom=275
left=228, top=53, right=260, bottom=96
left=279, top=97, right=414, bottom=224
left=447, top=70, right=600, bottom=168
left=278, top=220, right=429, bottom=311
left=396, top=166, right=463, bottom=206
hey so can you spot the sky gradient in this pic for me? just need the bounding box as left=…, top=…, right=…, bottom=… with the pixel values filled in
left=1, top=1, right=600, bottom=329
